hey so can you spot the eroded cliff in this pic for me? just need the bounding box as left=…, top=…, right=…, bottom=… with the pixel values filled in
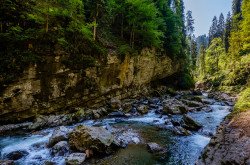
left=0, top=49, right=179, bottom=124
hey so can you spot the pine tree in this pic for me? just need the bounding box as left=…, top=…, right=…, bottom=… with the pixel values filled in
left=208, top=16, right=218, bottom=43
left=224, top=12, right=232, bottom=52
left=217, top=13, right=225, bottom=38
left=232, top=0, right=242, bottom=15
left=186, top=10, right=194, bottom=37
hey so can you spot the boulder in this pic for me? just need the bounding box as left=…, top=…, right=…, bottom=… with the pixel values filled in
left=0, top=160, right=15, bottom=165
left=48, top=126, right=71, bottom=147
left=173, top=126, right=192, bottom=136
left=110, top=98, right=122, bottom=110
left=182, top=114, right=202, bottom=131
left=92, top=107, right=107, bottom=119
left=182, top=100, right=203, bottom=107
left=163, top=104, right=188, bottom=115
left=69, top=125, right=119, bottom=155
left=5, top=150, right=29, bottom=160
left=51, top=141, right=69, bottom=156
left=65, top=153, right=86, bottom=165
left=147, top=143, right=164, bottom=153
left=137, top=105, right=148, bottom=114
left=29, top=115, right=73, bottom=130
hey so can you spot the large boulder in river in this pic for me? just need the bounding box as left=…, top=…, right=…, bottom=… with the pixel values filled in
left=51, top=141, right=69, bottom=156
left=65, top=153, right=86, bottom=165
left=182, top=114, right=202, bottom=131
left=48, top=126, right=72, bottom=147
left=162, top=101, right=188, bottom=115
left=5, top=150, right=29, bottom=160
left=69, top=125, right=119, bottom=155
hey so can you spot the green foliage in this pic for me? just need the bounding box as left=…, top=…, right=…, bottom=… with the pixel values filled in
left=196, top=0, right=250, bottom=102
left=234, top=87, right=250, bottom=114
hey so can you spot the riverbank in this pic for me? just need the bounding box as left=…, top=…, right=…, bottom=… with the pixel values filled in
left=196, top=86, right=250, bottom=165
left=197, top=110, right=250, bottom=165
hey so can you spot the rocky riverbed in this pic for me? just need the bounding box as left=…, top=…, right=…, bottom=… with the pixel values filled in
left=0, top=91, right=233, bottom=165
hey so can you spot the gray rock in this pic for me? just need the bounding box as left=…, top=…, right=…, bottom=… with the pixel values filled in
left=110, top=98, right=122, bottom=110
left=69, top=125, right=120, bottom=155
left=182, top=114, right=202, bottom=131
left=65, top=153, right=86, bottom=165
left=137, top=105, right=148, bottom=114
left=48, top=126, right=71, bottom=147
left=51, top=141, right=69, bottom=156
left=5, top=150, right=29, bottom=160
left=92, top=107, right=107, bottom=119
left=173, top=126, right=192, bottom=136
left=147, top=143, right=164, bottom=153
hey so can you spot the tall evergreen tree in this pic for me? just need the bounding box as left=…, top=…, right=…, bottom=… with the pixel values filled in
left=217, top=13, right=225, bottom=38
left=186, top=10, right=194, bottom=37
left=224, top=12, right=232, bottom=52
left=208, top=16, right=218, bottom=43
left=232, top=0, right=243, bottom=15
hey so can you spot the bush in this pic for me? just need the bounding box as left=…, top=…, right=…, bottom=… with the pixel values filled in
left=234, top=87, right=250, bottom=114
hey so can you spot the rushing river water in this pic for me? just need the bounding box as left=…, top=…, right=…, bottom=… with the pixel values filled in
left=0, top=93, right=231, bottom=165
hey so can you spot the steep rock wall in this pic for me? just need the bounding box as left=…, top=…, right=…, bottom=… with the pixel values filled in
left=0, top=49, right=179, bottom=124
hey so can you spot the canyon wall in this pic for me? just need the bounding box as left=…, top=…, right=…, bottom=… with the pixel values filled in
left=0, top=49, right=179, bottom=124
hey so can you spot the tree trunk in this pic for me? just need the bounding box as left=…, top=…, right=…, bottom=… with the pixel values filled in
left=93, top=4, right=99, bottom=41
left=93, top=17, right=97, bottom=41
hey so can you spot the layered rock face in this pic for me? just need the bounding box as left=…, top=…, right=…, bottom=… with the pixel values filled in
left=0, top=49, right=178, bottom=124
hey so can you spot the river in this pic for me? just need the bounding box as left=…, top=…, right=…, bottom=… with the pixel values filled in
left=0, top=92, right=232, bottom=165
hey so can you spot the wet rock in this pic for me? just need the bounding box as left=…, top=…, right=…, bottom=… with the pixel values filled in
left=65, top=153, right=86, bottom=165
left=0, top=122, right=32, bottom=135
left=122, top=102, right=133, bottom=113
left=5, top=150, right=29, bottom=160
left=147, top=143, right=164, bottom=153
left=48, top=126, right=71, bottom=147
left=171, top=119, right=181, bottom=126
left=182, top=100, right=203, bottom=107
left=114, top=128, right=142, bottom=147
left=137, top=105, right=148, bottom=114
left=29, top=115, right=73, bottom=130
left=182, top=114, right=202, bottom=131
left=110, top=98, right=122, bottom=110
left=163, top=103, right=188, bottom=115
left=132, top=137, right=140, bottom=144
left=0, top=160, right=15, bottom=165
left=51, top=141, right=69, bottom=156
left=69, top=125, right=119, bottom=155
left=92, top=107, right=107, bottom=119
left=173, top=126, right=191, bottom=136
left=108, top=111, right=126, bottom=118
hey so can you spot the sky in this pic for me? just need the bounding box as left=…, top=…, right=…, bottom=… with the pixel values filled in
left=183, top=0, right=233, bottom=36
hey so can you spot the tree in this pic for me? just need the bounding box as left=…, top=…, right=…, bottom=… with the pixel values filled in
left=186, top=10, right=194, bottom=37
left=209, top=16, right=218, bottom=43
left=241, top=0, right=250, bottom=54
left=232, top=0, right=242, bottom=15
left=224, top=12, right=232, bottom=52
left=197, top=44, right=206, bottom=78
left=217, top=13, right=225, bottom=38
